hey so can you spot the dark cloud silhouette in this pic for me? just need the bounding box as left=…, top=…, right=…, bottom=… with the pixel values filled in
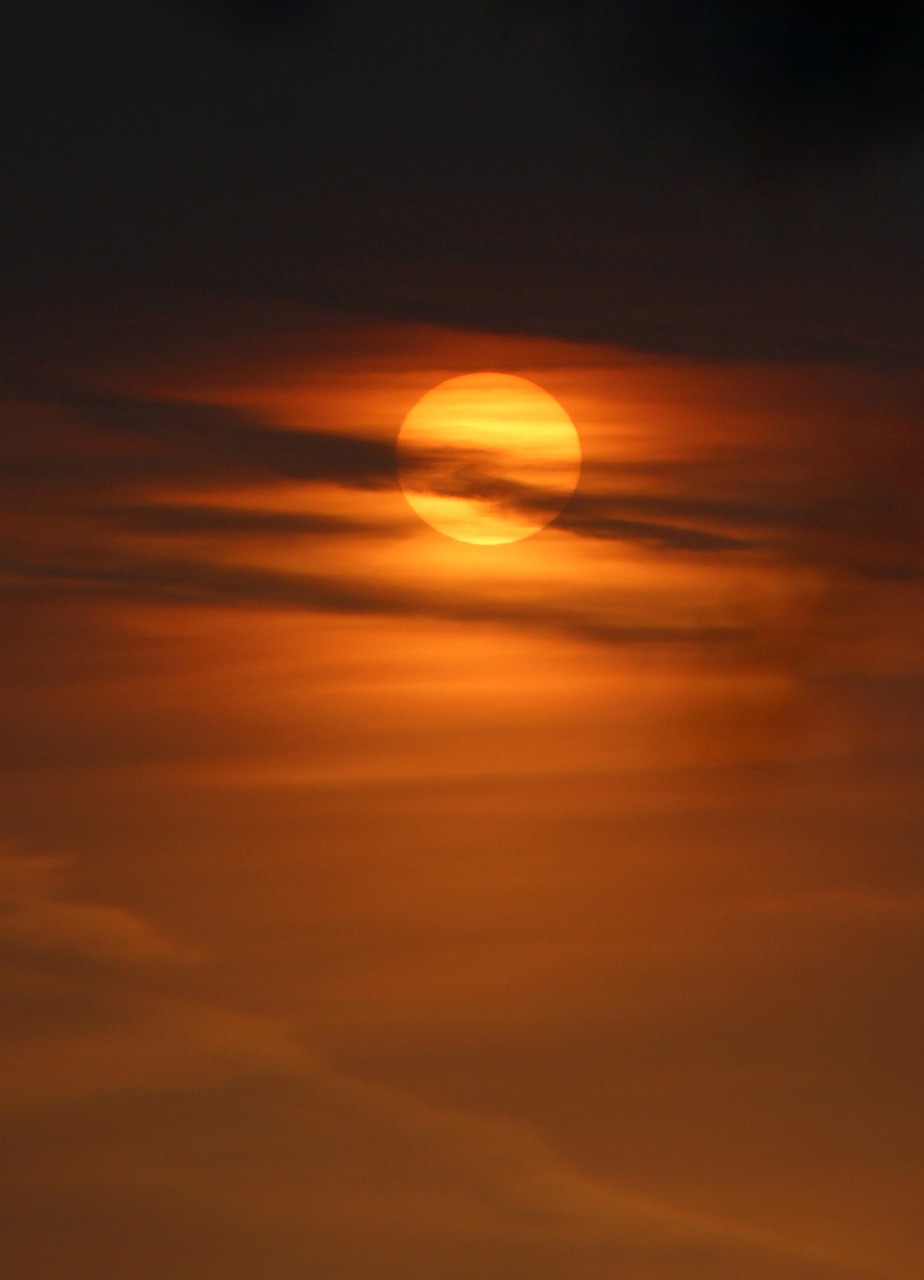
left=50, top=391, right=777, bottom=555
left=404, top=449, right=759, bottom=552
left=554, top=483, right=834, bottom=548
left=62, top=391, right=400, bottom=490
left=555, top=502, right=755, bottom=552
left=6, top=378, right=921, bottom=590
left=0, top=551, right=746, bottom=649
left=103, top=488, right=756, bottom=555
left=8, top=384, right=916, bottom=578
left=98, top=502, right=399, bottom=539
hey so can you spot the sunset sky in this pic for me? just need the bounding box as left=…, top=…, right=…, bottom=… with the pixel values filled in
left=2, top=3, right=923, bottom=1279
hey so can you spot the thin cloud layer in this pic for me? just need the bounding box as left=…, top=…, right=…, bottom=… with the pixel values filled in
left=64, top=390, right=401, bottom=490
left=3, top=369, right=921, bottom=669
left=98, top=502, right=396, bottom=539
left=0, top=849, right=198, bottom=966
left=56, top=382, right=924, bottom=578
left=0, top=550, right=748, bottom=649
left=0, top=845, right=896, bottom=1280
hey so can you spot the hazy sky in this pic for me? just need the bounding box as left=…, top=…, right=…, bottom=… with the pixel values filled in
left=1, top=4, right=923, bottom=1279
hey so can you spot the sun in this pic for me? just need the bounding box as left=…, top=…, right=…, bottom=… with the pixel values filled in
left=396, top=373, right=581, bottom=545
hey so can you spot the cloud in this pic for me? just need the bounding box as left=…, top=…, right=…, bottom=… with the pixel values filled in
left=107, top=491, right=754, bottom=554
left=0, top=379, right=778, bottom=651
left=0, top=839, right=903, bottom=1279
left=32, top=389, right=791, bottom=558
left=0, top=1018, right=895, bottom=1278
left=555, top=497, right=756, bottom=552
left=0, top=841, right=300, bottom=1105
left=98, top=501, right=399, bottom=539
left=0, top=548, right=746, bottom=649
left=63, top=390, right=401, bottom=491
left=2, top=898, right=196, bottom=965
left=0, top=1044, right=897, bottom=1280
left=0, top=848, right=198, bottom=966
left=5, top=376, right=921, bottom=661
left=399, top=441, right=757, bottom=552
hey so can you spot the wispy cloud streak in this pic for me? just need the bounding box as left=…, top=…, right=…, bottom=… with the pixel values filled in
left=0, top=552, right=745, bottom=649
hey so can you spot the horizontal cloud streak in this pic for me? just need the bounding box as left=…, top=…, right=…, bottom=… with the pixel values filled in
left=6, top=380, right=922, bottom=598
left=65, top=390, right=401, bottom=489
left=98, top=502, right=400, bottom=539
left=56, top=390, right=771, bottom=555
left=0, top=552, right=745, bottom=650
left=555, top=498, right=755, bottom=552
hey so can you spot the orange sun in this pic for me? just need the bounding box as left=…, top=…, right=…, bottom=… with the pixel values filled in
left=397, top=373, right=581, bottom=545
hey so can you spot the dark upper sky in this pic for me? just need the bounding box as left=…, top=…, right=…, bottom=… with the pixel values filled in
left=2, top=0, right=923, bottom=366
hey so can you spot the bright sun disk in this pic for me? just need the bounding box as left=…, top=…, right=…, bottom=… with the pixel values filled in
left=397, top=372, right=581, bottom=545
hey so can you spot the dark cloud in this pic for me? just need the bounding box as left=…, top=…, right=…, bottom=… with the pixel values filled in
left=0, top=551, right=746, bottom=649
left=404, top=450, right=760, bottom=552
left=555, top=501, right=755, bottom=552
left=553, top=483, right=836, bottom=551
left=558, top=478, right=924, bottom=578
left=7, top=380, right=922, bottom=588
left=66, top=392, right=766, bottom=555
left=7, top=383, right=917, bottom=580
left=68, top=392, right=398, bottom=487
left=0, top=382, right=766, bottom=561
left=98, top=502, right=399, bottom=539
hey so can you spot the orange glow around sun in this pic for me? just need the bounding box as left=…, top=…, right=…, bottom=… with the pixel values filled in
left=396, top=372, right=582, bottom=545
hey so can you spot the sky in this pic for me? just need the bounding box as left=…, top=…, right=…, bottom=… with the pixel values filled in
left=1, top=3, right=923, bottom=1278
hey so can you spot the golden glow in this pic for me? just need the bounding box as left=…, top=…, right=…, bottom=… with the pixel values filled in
left=4, top=311, right=921, bottom=1280
left=396, top=372, right=581, bottom=544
